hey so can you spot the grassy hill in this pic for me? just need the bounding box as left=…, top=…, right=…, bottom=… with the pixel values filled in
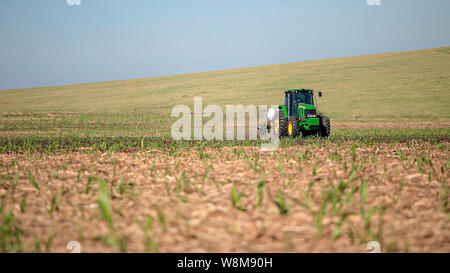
left=1, top=47, right=449, bottom=119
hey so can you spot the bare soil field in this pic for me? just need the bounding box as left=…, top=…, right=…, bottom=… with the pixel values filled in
left=1, top=141, right=448, bottom=252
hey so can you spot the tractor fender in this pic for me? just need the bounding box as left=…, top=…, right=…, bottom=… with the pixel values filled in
left=278, top=105, right=288, bottom=119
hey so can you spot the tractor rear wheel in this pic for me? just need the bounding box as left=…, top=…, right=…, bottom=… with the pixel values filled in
left=319, top=116, right=330, bottom=138
left=274, top=109, right=288, bottom=138
left=288, top=116, right=300, bottom=138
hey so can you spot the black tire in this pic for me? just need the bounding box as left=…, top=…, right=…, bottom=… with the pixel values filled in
left=279, top=110, right=288, bottom=138
left=274, top=109, right=288, bottom=138
left=288, top=116, right=300, bottom=138
left=319, top=116, right=330, bottom=138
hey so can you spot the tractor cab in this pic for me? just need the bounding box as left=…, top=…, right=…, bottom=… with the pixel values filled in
left=284, top=89, right=316, bottom=117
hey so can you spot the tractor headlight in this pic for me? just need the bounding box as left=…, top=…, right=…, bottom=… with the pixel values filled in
left=267, top=108, right=276, bottom=121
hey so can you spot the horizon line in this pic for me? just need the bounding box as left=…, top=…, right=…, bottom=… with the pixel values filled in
left=1, top=45, right=448, bottom=92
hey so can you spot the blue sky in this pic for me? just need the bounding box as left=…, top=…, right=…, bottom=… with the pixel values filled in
left=0, top=0, right=449, bottom=90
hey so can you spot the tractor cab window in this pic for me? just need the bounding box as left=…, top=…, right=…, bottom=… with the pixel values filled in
left=285, top=93, right=314, bottom=116
left=289, top=92, right=314, bottom=116
left=292, top=92, right=314, bottom=106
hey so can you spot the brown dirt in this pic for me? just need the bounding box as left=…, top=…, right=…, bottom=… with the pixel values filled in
left=0, top=142, right=449, bottom=253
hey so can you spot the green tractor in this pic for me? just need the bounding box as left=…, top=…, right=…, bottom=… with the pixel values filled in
left=268, top=89, right=330, bottom=138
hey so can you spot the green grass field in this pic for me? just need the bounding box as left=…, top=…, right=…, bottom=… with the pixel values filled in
left=1, top=47, right=449, bottom=118
left=0, top=46, right=449, bottom=150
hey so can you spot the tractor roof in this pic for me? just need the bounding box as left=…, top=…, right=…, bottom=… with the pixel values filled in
left=284, top=88, right=314, bottom=93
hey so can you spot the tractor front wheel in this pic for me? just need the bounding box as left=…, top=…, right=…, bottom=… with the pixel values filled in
left=288, top=116, right=300, bottom=138
left=274, top=109, right=288, bottom=138
left=319, top=116, right=330, bottom=138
